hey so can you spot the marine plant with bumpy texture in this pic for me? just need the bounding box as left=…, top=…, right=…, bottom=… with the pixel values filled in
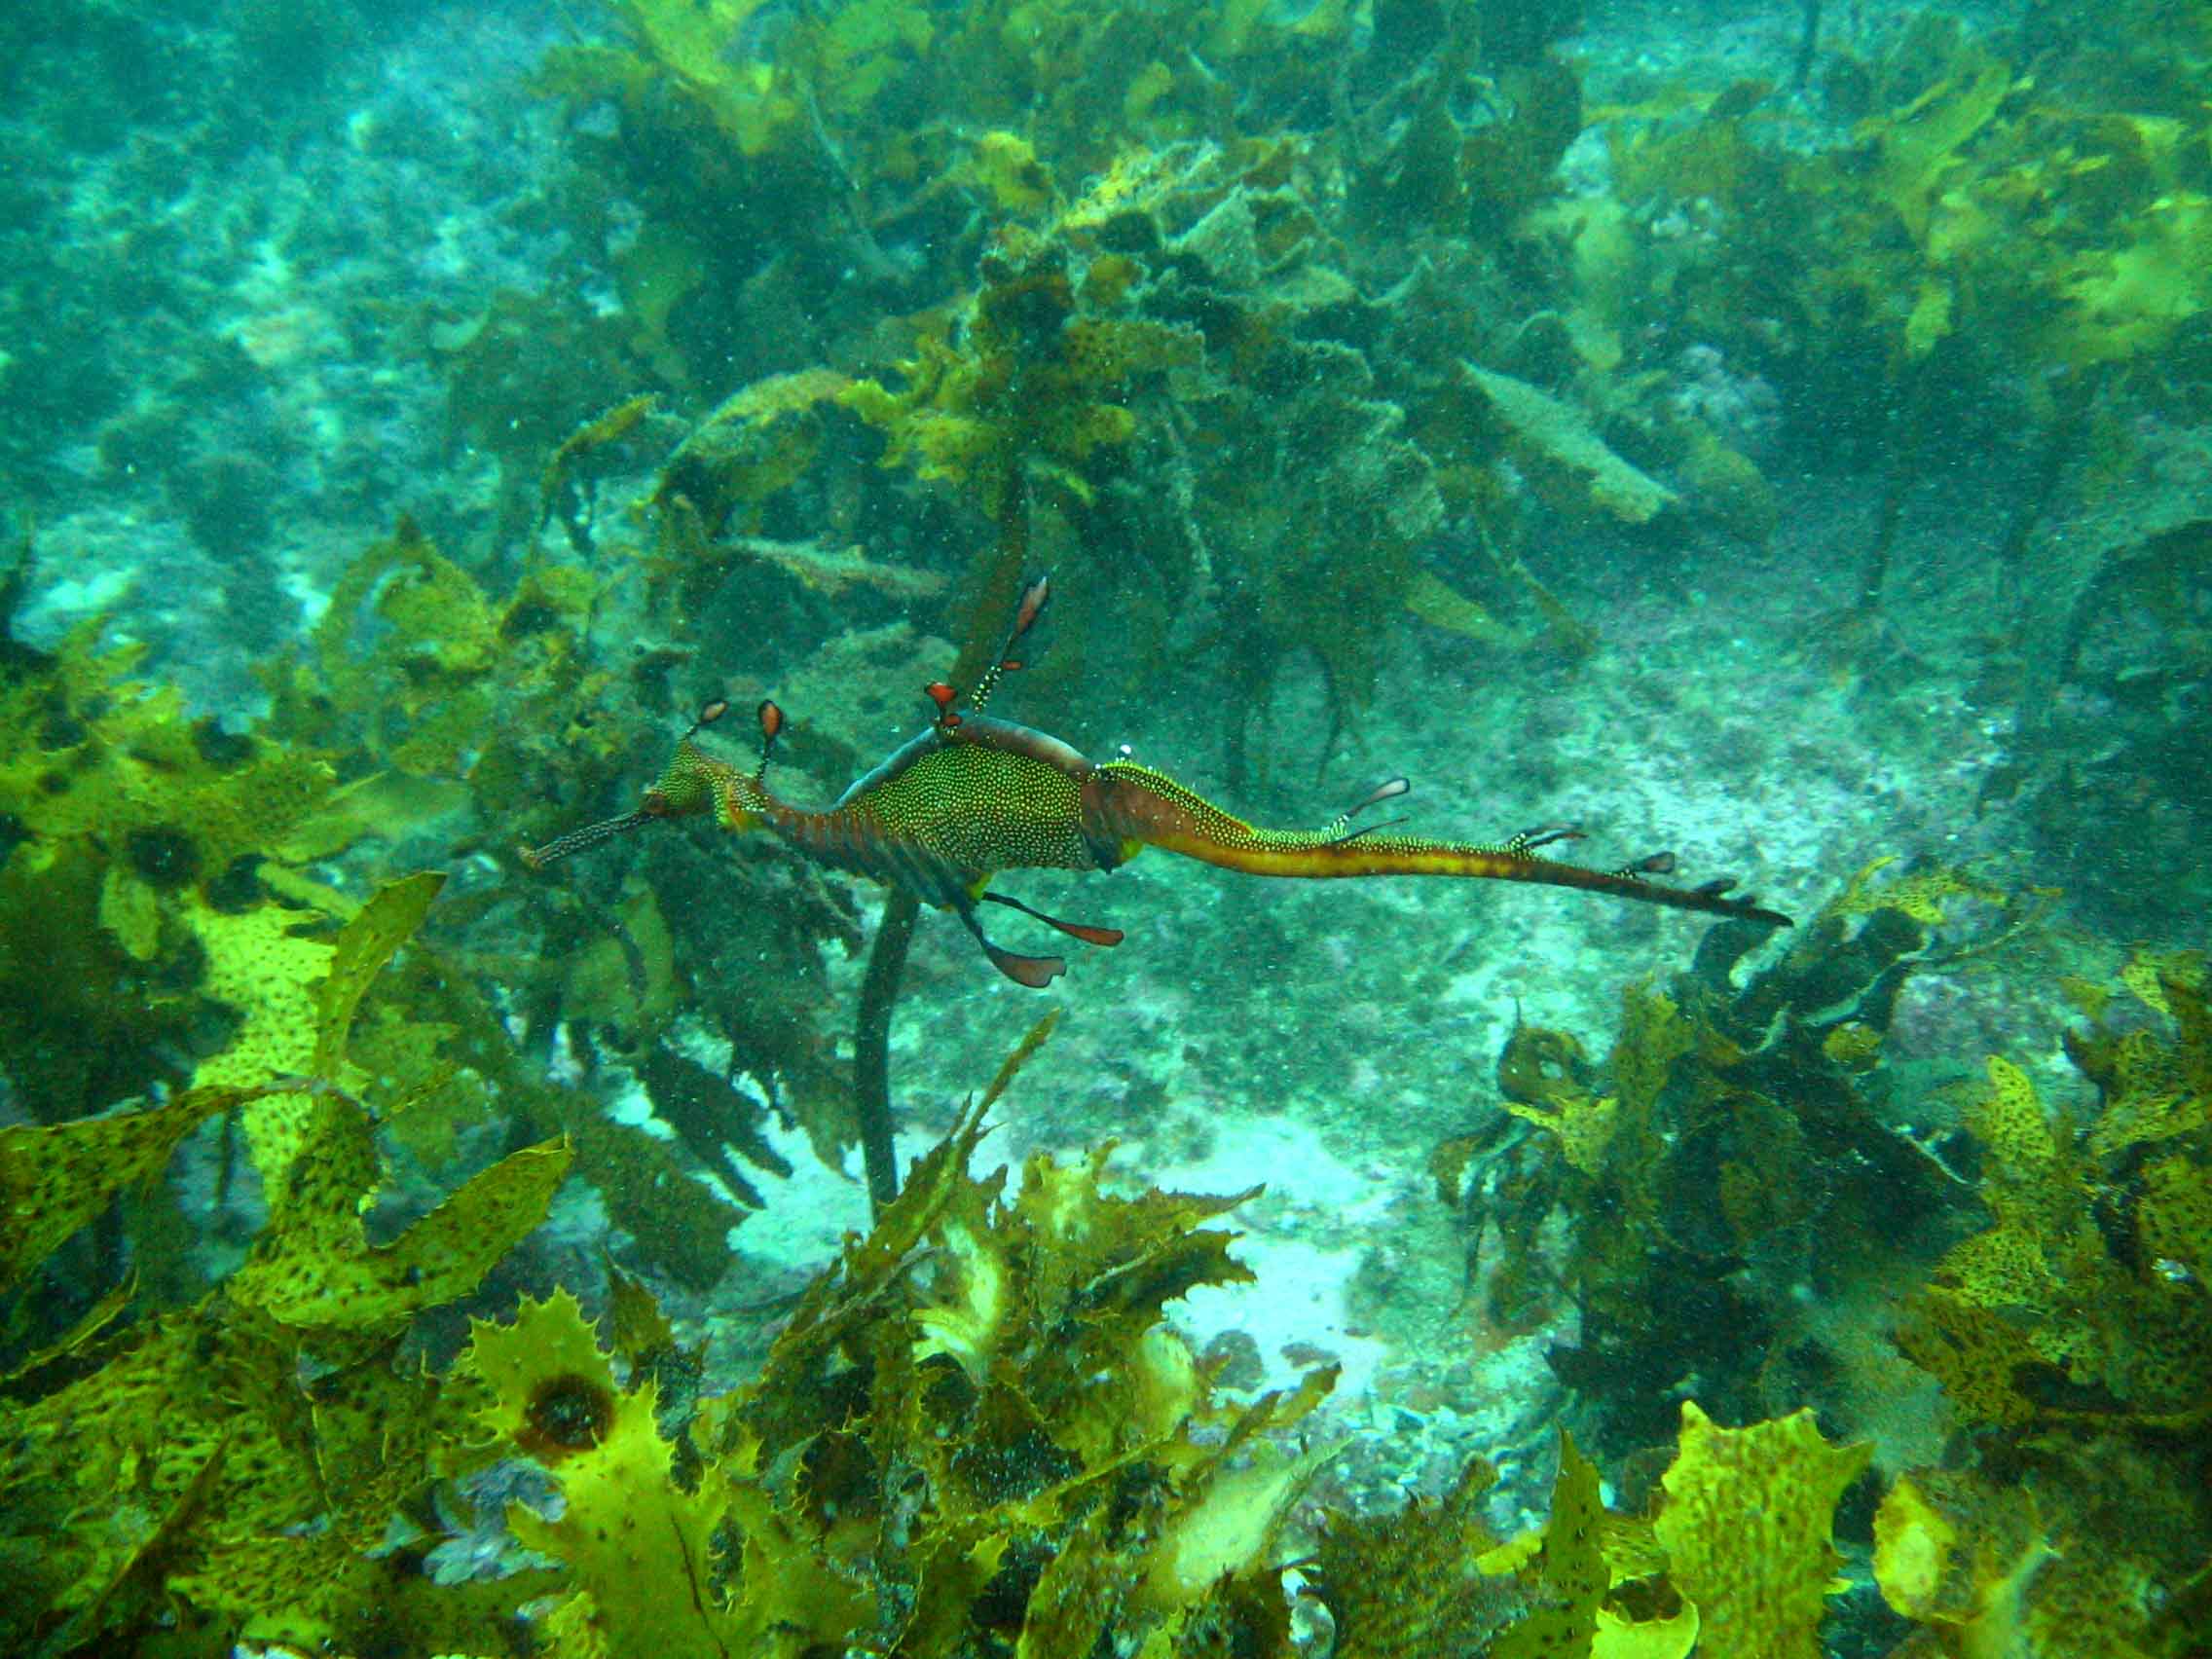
left=1435, top=860, right=2002, bottom=1451
left=0, top=874, right=569, bottom=1656
left=0, top=535, right=361, bottom=1123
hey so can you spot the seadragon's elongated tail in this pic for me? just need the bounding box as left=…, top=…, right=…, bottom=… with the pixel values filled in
left=1081, top=761, right=1793, bottom=927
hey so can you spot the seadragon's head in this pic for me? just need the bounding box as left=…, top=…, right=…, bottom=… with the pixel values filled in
left=518, top=699, right=778, bottom=870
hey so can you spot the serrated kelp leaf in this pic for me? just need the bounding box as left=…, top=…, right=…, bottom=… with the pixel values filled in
left=2086, top=1027, right=2209, bottom=1158
left=2140, top=1157, right=2212, bottom=1284
left=839, top=1011, right=1057, bottom=1294
left=1866, top=54, right=2012, bottom=242
left=1012, top=1141, right=1259, bottom=1332
left=191, top=902, right=338, bottom=1158
left=1967, top=1055, right=2056, bottom=1179
left=259, top=1088, right=381, bottom=1243
left=2054, top=191, right=2212, bottom=364
left=1, top=1270, right=135, bottom=1381
left=616, top=221, right=710, bottom=383
left=1827, top=856, right=2004, bottom=927
left=13, top=1301, right=325, bottom=1621
left=1493, top=1429, right=1607, bottom=1658
left=1893, top=1287, right=2045, bottom=1426
left=1017, top=1504, right=1121, bottom=1659
left=540, top=391, right=658, bottom=518
left=910, top=1212, right=1014, bottom=1385
left=1933, top=1223, right=2051, bottom=1309
left=467, top=1288, right=616, bottom=1454
left=1404, top=567, right=1520, bottom=646
left=1654, top=1405, right=1870, bottom=1659
left=1867, top=1469, right=2062, bottom=1646
left=29, top=1419, right=231, bottom=1656
left=239, top=1135, right=570, bottom=1331
left=640, top=1045, right=787, bottom=1208
left=346, top=1137, right=569, bottom=1319
left=469, top=1285, right=871, bottom=1657
left=569, top=1114, right=743, bottom=1292
left=2119, top=946, right=2205, bottom=1015
left=312, top=869, right=446, bottom=1078
left=1501, top=1088, right=1619, bottom=1173
left=0, top=1086, right=246, bottom=1289
left=616, top=0, right=772, bottom=89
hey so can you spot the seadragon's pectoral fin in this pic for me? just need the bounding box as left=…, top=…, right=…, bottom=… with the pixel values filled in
left=948, top=887, right=1125, bottom=988
left=952, top=894, right=1066, bottom=987
left=980, top=890, right=1125, bottom=948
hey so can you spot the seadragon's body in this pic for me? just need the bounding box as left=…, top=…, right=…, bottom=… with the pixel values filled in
left=524, top=580, right=1790, bottom=985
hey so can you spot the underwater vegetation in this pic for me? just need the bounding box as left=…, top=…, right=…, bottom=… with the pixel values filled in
left=512, top=0, right=1698, bottom=787
left=1435, top=860, right=2212, bottom=1657
left=4, top=0, right=2212, bottom=1654
left=9, top=885, right=2202, bottom=1654
left=4, top=530, right=2206, bottom=1653
left=491, top=0, right=2212, bottom=832
left=0, top=512, right=854, bottom=1301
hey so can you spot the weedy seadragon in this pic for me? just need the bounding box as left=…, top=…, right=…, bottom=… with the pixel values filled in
left=524, top=578, right=1789, bottom=984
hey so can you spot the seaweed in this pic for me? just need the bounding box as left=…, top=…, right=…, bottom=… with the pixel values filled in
left=0, top=563, right=376, bottom=1123
left=1438, top=859, right=2046, bottom=1453
left=4, top=836, right=2193, bottom=1657
left=1314, top=1409, right=1868, bottom=1659
left=1654, top=1406, right=1870, bottom=1659
left=1439, top=862, right=2208, bottom=1655
left=1588, top=16, right=2212, bottom=626
left=1896, top=952, right=2212, bottom=1434
left=0, top=875, right=568, bottom=1655
left=646, top=1014, right=1340, bottom=1658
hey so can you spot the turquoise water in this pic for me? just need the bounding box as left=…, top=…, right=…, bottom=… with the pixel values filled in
left=2, top=3, right=2206, bottom=1655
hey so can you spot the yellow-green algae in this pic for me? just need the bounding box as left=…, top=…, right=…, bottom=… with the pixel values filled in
left=0, top=861, right=1910, bottom=1659
left=6, top=865, right=2207, bottom=1654
left=1436, top=860, right=2211, bottom=1658
left=7, top=7, right=2212, bottom=1652
left=0, top=874, right=569, bottom=1654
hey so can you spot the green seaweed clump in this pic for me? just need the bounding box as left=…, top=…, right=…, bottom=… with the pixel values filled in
left=1588, top=15, right=2212, bottom=503
left=264, top=514, right=616, bottom=810
left=0, top=875, right=570, bottom=1657
left=1, top=995, right=1362, bottom=1656
left=458, top=1012, right=1338, bottom=1657
left=1435, top=857, right=2041, bottom=1450
left=841, top=217, right=1203, bottom=517
left=0, top=536, right=365, bottom=1123
left=1436, top=863, right=2210, bottom=1657
left=1314, top=1407, right=1868, bottom=1659
left=1868, top=950, right=2212, bottom=1658
left=1894, top=944, right=2212, bottom=1433
left=255, top=514, right=860, bottom=1265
